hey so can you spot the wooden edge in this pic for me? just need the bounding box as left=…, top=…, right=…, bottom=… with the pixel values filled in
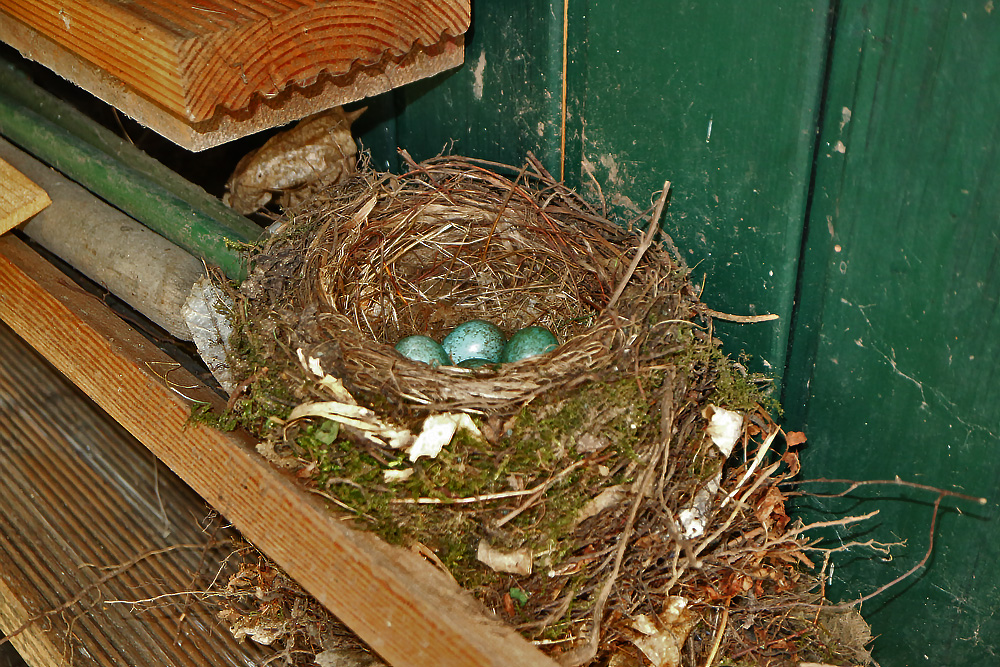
left=0, top=551, right=63, bottom=667
left=0, top=235, right=556, bottom=667
left=0, top=12, right=464, bottom=150
left=0, top=156, right=50, bottom=234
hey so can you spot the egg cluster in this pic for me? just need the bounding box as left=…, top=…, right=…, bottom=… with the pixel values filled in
left=394, top=320, right=559, bottom=368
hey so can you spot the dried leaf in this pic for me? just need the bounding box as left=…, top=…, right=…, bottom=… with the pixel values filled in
left=755, top=485, right=790, bottom=533
left=629, top=597, right=695, bottom=667
left=225, top=106, right=364, bottom=214
left=382, top=468, right=414, bottom=483
left=183, top=276, right=235, bottom=392
left=502, top=592, right=516, bottom=616
left=785, top=431, right=808, bottom=447
left=782, top=448, right=802, bottom=476
left=408, top=412, right=482, bottom=462
left=703, top=404, right=743, bottom=457
left=573, top=485, right=626, bottom=528
left=476, top=540, right=532, bottom=575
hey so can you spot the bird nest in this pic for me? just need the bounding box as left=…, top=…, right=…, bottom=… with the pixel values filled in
left=237, top=154, right=693, bottom=416
left=217, top=155, right=873, bottom=666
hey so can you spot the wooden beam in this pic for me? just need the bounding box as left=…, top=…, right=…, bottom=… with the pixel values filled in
left=0, top=1, right=468, bottom=149
left=0, top=156, right=49, bottom=234
left=0, top=234, right=556, bottom=667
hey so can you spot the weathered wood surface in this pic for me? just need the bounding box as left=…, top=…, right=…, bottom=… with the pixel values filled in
left=0, top=234, right=556, bottom=667
left=0, top=156, right=49, bottom=234
left=0, top=138, right=204, bottom=340
left=0, top=0, right=468, bottom=149
left=0, top=321, right=268, bottom=667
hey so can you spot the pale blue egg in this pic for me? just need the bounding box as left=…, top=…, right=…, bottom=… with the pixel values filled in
left=395, top=335, right=450, bottom=367
left=442, top=320, right=506, bottom=364
left=501, top=326, right=559, bottom=363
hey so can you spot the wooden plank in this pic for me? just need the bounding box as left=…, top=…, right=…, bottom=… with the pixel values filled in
left=0, top=156, right=49, bottom=234
left=0, top=1, right=468, bottom=150
left=0, top=321, right=267, bottom=667
left=1, top=0, right=469, bottom=121
left=0, top=234, right=556, bottom=667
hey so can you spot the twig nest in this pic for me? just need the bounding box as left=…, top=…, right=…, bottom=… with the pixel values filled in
left=225, top=155, right=874, bottom=667
left=239, top=155, right=698, bottom=417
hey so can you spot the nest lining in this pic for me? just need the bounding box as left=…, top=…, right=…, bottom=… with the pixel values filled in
left=218, top=154, right=872, bottom=667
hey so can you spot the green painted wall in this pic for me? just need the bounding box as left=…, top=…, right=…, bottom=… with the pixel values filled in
left=567, top=1, right=830, bottom=378
left=784, top=2, right=1000, bottom=664
left=393, top=2, right=567, bottom=173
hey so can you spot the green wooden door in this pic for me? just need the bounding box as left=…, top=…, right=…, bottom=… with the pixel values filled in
left=367, top=1, right=1000, bottom=663
left=784, top=2, right=1000, bottom=664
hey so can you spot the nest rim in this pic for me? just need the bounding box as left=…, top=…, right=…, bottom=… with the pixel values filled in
left=241, top=154, right=700, bottom=418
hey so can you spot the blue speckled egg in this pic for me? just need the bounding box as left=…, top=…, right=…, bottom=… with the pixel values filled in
left=501, top=326, right=559, bottom=363
left=442, top=320, right=506, bottom=364
left=395, top=335, right=450, bottom=367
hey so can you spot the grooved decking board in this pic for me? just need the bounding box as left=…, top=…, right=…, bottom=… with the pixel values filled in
left=0, top=235, right=555, bottom=667
left=0, top=1, right=468, bottom=149
left=0, top=321, right=267, bottom=667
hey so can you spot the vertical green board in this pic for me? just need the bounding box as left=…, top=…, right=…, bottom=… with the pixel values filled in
left=784, top=2, right=1000, bottom=664
left=394, top=1, right=566, bottom=176
left=572, top=0, right=831, bottom=377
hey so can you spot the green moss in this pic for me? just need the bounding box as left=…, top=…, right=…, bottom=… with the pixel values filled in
left=714, top=353, right=780, bottom=416
left=510, top=374, right=658, bottom=466
left=249, top=368, right=670, bottom=591
left=656, top=324, right=777, bottom=416
left=188, top=401, right=238, bottom=431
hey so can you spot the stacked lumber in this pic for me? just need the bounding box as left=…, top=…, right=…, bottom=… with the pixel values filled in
left=0, top=0, right=470, bottom=149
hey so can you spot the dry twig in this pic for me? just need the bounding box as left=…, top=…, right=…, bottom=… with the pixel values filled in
left=0, top=543, right=221, bottom=648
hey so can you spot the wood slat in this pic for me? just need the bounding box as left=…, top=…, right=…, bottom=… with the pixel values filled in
left=0, top=321, right=267, bottom=667
left=0, top=235, right=556, bottom=667
left=0, top=0, right=468, bottom=149
left=0, top=157, right=49, bottom=235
